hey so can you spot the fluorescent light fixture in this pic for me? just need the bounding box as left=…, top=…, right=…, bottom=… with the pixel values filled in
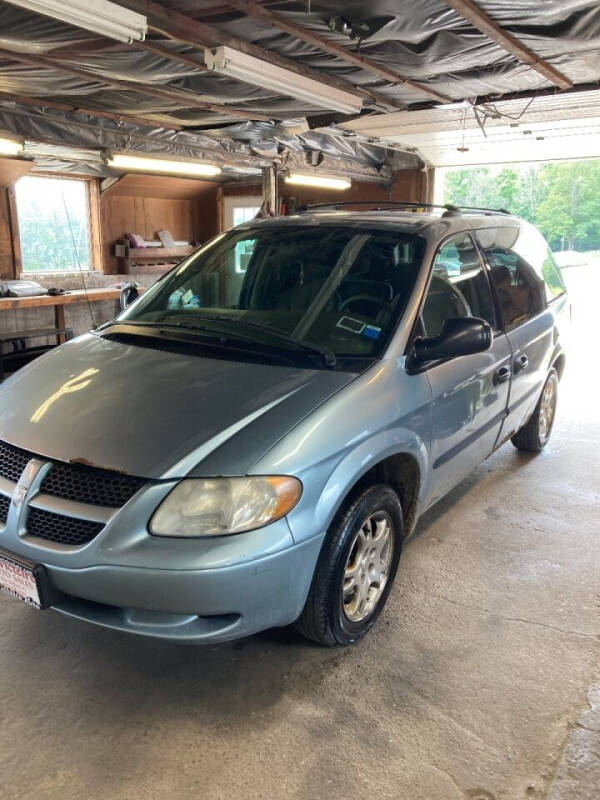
left=205, top=46, right=363, bottom=116
left=284, top=173, right=351, bottom=190
left=5, top=0, right=147, bottom=43
left=106, top=153, right=222, bottom=178
left=0, top=134, right=24, bottom=156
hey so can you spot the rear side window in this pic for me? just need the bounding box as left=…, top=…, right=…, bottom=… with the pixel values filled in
left=477, top=224, right=566, bottom=303
left=475, top=226, right=552, bottom=331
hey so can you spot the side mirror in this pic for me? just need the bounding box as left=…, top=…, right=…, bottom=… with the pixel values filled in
left=119, top=283, right=139, bottom=310
left=413, top=317, right=493, bottom=363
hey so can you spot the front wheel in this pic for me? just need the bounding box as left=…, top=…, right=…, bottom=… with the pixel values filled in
left=511, top=368, right=558, bottom=452
left=295, top=485, right=403, bottom=646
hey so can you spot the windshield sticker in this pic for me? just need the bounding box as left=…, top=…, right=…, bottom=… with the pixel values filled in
left=362, top=325, right=381, bottom=340
left=337, top=316, right=365, bottom=334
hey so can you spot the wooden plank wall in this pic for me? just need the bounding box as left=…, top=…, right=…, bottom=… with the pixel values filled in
left=0, top=158, right=34, bottom=279
left=0, top=188, right=14, bottom=279
left=280, top=169, right=433, bottom=210
left=1, top=168, right=431, bottom=278
left=216, top=169, right=433, bottom=230
left=100, top=175, right=218, bottom=273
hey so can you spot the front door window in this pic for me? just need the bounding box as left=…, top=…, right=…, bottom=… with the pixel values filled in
left=422, top=232, right=496, bottom=337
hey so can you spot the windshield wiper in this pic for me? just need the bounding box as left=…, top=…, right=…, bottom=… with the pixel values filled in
left=110, top=318, right=267, bottom=347
left=229, top=318, right=337, bottom=368
left=149, top=314, right=337, bottom=368
left=107, top=318, right=336, bottom=367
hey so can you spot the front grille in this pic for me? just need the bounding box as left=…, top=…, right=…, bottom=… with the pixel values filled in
left=26, top=507, right=104, bottom=546
left=40, top=462, right=146, bottom=508
left=0, top=494, right=10, bottom=524
left=0, top=439, right=146, bottom=508
left=0, top=439, right=147, bottom=547
left=0, top=440, right=32, bottom=483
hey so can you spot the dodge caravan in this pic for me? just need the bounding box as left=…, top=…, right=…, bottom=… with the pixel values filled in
left=0, top=205, right=568, bottom=646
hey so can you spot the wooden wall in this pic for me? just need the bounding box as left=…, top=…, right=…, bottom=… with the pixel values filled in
left=0, top=158, right=33, bottom=279
left=0, top=189, right=15, bottom=279
left=1, top=167, right=431, bottom=279
left=216, top=169, right=432, bottom=229
left=280, top=169, right=432, bottom=210
left=100, top=175, right=218, bottom=273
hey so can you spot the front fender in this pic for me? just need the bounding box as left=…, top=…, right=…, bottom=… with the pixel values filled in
left=314, top=426, right=428, bottom=533
left=253, top=358, right=432, bottom=545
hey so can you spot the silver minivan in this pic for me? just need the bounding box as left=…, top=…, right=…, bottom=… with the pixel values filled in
left=0, top=206, right=568, bottom=646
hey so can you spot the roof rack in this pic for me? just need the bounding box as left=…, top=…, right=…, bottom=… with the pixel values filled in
left=293, top=201, right=511, bottom=216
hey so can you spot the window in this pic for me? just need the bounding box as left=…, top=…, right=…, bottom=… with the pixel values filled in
left=15, top=176, right=92, bottom=273
left=232, top=205, right=260, bottom=227
left=422, top=233, right=496, bottom=338
left=234, top=234, right=258, bottom=274
left=223, top=198, right=262, bottom=273
left=122, top=224, right=426, bottom=362
left=475, top=226, right=548, bottom=331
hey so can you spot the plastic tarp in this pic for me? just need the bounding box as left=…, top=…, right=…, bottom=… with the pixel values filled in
left=0, top=1, right=599, bottom=172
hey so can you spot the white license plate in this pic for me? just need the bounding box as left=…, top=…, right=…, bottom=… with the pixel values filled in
left=0, top=552, right=42, bottom=608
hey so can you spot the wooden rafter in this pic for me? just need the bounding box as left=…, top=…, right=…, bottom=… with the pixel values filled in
left=119, top=0, right=407, bottom=111
left=34, top=36, right=208, bottom=74
left=48, top=39, right=123, bottom=57
left=136, top=40, right=208, bottom=71
left=224, top=0, right=452, bottom=104
left=0, top=46, right=271, bottom=122
left=443, top=0, right=573, bottom=90
left=0, top=91, right=185, bottom=130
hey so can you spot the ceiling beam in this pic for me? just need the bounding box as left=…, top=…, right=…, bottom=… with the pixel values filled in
left=0, top=46, right=271, bottom=121
left=135, top=40, right=208, bottom=71
left=443, top=0, right=573, bottom=90
left=224, top=0, right=452, bottom=104
left=48, top=39, right=123, bottom=57
left=193, top=0, right=282, bottom=17
left=119, top=0, right=407, bottom=110
left=0, top=90, right=185, bottom=130
left=41, top=37, right=209, bottom=74
left=100, top=176, right=123, bottom=193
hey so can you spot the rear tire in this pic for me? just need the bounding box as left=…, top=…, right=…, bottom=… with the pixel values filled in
left=295, top=484, right=403, bottom=646
left=511, top=368, right=558, bottom=453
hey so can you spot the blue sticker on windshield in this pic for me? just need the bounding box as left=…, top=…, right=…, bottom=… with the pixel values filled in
left=362, top=325, right=381, bottom=340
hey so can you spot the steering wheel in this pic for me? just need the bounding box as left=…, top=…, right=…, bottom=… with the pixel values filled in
left=339, top=293, right=388, bottom=318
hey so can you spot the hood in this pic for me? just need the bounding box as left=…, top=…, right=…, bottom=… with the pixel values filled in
left=0, top=334, right=355, bottom=478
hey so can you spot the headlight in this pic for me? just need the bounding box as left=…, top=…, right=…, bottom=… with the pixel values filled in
left=149, top=476, right=302, bottom=537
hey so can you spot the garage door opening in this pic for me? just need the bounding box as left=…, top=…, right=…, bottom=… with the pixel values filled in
left=435, top=159, right=600, bottom=253
left=437, top=158, right=598, bottom=434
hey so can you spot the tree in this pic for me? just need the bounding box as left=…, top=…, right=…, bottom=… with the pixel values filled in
left=535, top=161, right=600, bottom=250
left=442, top=160, right=600, bottom=251
left=443, top=168, right=495, bottom=208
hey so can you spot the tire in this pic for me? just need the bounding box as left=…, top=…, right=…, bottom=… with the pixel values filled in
left=511, top=368, right=558, bottom=453
left=295, top=484, right=403, bottom=646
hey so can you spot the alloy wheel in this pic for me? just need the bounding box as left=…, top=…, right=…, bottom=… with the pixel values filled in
left=342, top=511, right=394, bottom=623
left=539, top=378, right=556, bottom=442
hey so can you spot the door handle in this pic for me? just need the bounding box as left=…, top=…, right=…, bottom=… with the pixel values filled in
left=494, top=366, right=512, bottom=385
left=514, top=354, right=529, bottom=373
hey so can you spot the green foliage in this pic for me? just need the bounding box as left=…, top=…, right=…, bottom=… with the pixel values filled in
left=443, top=160, right=600, bottom=251
left=15, top=176, right=91, bottom=273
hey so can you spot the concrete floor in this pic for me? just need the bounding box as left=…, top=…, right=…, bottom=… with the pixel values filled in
left=1, top=264, right=599, bottom=800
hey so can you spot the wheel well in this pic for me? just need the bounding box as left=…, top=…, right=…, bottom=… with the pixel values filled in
left=552, top=353, right=566, bottom=380
left=344, top=453, right=420, bottom=536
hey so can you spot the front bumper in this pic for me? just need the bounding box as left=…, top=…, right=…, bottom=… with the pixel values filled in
left=6, top=534, right=324, bottom=643
left=0, top=474, right=325, bottom=642
left=49, top=534, right=324, bottom=642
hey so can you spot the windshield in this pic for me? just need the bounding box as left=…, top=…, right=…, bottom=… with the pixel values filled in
left=118, top=224, right=425, bottom=363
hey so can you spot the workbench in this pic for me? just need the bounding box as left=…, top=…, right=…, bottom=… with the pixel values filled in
left=0, top=287, right=123, bottom=342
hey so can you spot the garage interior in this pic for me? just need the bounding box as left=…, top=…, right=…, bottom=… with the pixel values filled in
left=0, top=1, right=599, bottom=799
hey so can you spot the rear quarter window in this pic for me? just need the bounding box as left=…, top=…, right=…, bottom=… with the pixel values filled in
left=476, top=223, right=566, bottom=304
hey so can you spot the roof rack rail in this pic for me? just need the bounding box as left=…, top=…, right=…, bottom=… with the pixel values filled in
left=292, top=200, right=510, bottom=216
